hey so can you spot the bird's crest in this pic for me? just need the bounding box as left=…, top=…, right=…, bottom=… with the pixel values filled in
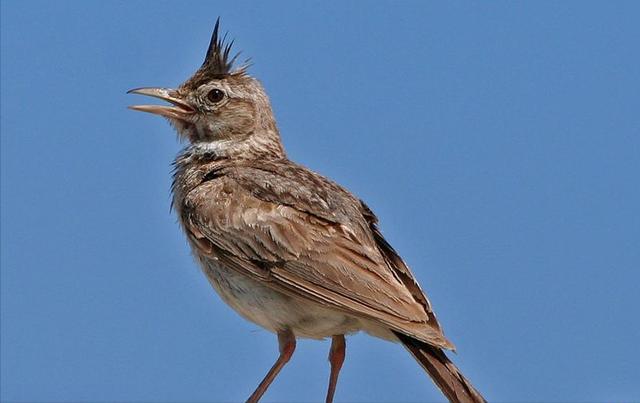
left=181, top=18, right=249, bottom=89
left=203, top=18, right=242, bottom=77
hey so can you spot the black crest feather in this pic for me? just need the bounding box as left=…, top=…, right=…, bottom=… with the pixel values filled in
left=202, top=18, right=242, bottom=78
left=180, top=18, right=248, bottom=90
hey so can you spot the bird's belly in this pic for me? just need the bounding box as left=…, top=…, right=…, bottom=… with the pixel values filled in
left=198, top=255, right=362, bottom=339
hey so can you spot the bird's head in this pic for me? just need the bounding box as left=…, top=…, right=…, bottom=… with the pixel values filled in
left=129, top=19, right=284, bottom=159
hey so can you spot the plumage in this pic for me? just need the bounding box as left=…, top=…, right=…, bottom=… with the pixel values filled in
left=173, top=155, right=452, bottom=347
left=129, top=19, right=485, bottom=403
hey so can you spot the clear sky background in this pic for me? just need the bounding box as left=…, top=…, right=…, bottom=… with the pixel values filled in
left=2, top=1, right=639, bottom=402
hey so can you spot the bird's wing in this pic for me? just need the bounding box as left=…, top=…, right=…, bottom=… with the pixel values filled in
left=358, top=200, right=448, bottom=335
left=181, top=161, right=451, bottom=347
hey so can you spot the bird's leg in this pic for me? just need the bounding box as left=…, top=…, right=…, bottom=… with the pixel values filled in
left=325, top=334, right=346, bottom=403
left=246, top=329, right=296, bottom=403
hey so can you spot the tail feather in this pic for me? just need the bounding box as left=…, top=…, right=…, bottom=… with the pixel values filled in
left=395, top=332, right=486, bottom=403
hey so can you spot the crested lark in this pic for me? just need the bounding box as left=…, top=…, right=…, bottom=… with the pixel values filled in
left=128, top=19, right=485, bottom=403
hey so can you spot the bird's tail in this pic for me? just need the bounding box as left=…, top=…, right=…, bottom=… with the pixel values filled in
left=394, top=332, right=486, bottom=403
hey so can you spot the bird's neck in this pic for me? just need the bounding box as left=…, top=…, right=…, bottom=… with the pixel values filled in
left=194, top=135, right=284, bottom=160
left=174, top=129, right=286, bottom=170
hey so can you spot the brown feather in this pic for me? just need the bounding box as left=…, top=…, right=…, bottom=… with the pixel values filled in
left=395, top=332, right=486, bottom=403
left=175, top=156, right=454, bottom=347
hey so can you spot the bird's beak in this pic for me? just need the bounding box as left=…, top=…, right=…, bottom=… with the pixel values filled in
left=127, top=87, right=195, bottom=120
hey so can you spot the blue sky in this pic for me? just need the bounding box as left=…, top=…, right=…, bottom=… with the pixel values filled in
left=2, top=1, right=639, bottom=401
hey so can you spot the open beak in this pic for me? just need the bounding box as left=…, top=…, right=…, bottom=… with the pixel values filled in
left=127, top=87, right=194, bottom=120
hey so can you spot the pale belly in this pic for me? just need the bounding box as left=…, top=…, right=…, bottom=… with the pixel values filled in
left=197, top=255, right=363, bottom=339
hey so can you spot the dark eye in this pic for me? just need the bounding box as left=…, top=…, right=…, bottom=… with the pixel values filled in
left=207, top=88, right=225, bottom=103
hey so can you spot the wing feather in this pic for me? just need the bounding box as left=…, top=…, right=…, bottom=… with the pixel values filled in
left=181, top=162, right=452, bottom=347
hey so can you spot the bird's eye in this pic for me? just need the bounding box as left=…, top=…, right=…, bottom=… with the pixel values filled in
left=207, top=89, right=225, bottom=103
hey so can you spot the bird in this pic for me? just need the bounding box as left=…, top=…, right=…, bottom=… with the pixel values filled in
left=128, top=19, right=485, bottom=403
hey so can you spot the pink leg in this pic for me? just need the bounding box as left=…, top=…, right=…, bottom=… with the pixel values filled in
left=246, top=329, right=296, bottom=403
left=325, top=335, right=346, bottom=403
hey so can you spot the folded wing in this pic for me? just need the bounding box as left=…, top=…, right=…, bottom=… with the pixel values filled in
left=180, top=161, right=452, bottom=348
